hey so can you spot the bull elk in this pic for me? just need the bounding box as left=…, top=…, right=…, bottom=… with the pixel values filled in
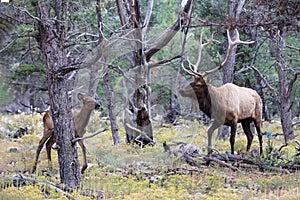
left=179, top=29, right=263, bottom=155
left=32, top=93, right=100, bottom=174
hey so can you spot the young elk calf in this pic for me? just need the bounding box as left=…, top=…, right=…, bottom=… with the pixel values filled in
left=32, top=93, right=100, bottom=174
left=179, top=29, right=263, bottom=155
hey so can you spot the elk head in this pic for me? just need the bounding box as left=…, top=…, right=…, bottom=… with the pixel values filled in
left=77, top=93, right=101, bottom=110
left=179, top=76, right=208, bottom=98
left=179, top=76, right=212, bottom=117
left=179, top=29, right=254, bottom=100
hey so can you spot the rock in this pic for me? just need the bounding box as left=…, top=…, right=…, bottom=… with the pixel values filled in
left=8, top=147, right=19, bottom=153
left=194, top=192, right=206, bottom=198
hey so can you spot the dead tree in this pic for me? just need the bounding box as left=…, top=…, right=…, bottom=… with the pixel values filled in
left=116, top=0, right=194, bottom=144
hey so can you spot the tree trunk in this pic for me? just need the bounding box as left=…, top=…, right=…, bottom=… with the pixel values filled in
left=103, top=71, right=120, bottom=145
left=36, top=0, right=81, bottom=188
left=274, top=30, right=294, bottom=142
left=254, top=71, right=271, bottom=122
left=219, top=29, right=237, bottom=139
left=222, top=31, right=237, bottom=84
left=115, top=0, right=152, bottom=145
left=164, top=93, right=181, bottom=124
left=218, top=0, right=243, bottom=140
left=87, top=0, right=104, bottom=97
left=115, top=0, right=193, bottom=145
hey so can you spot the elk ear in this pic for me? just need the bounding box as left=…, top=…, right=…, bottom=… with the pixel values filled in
left=77, top=93, right=85, bottom=101
left=205, top=77, right=211, bottom=84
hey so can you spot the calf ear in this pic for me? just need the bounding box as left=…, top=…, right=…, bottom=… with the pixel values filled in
left=77, top=93, right=85, bottom=101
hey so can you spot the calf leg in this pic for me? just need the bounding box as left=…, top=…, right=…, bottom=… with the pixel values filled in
left=241, top=120, right=254, bottom=151
left=78, top=140, right=88, bottom=174
left=32, top=132, right=52, bottom=173
left=230, top=123, right=237, bottom=154
left=46, top=135, right=56, bottom=171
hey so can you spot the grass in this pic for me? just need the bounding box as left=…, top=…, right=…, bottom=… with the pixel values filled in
left=0, top=113, right=300, bottom=199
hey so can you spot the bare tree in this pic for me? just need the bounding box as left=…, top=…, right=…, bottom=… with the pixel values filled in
left=35, top=0, right=81, bottom=187
left=97, top=0, right=120, bottom=145
left=273, top=30, right=295, bottom=142
left=247, top=0, right=300, bottom=143
left=114, top=0, right=194, bottom=145
left=103, top=70, right=120, bottom=145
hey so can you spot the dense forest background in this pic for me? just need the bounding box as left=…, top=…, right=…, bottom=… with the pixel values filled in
left=0, top=0, right=299, bottom=121
left=0, top=0, right=300, bottom=196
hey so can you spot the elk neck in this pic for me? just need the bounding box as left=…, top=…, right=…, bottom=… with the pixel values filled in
left=73, top=106, right=94, bottom=136
left=193, top=83, right=212, bottom=118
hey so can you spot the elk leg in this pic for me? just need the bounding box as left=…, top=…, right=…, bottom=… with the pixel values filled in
left=207, top=121, right=220, bottom=154
left=46, top=135, right=56, bottom=171
left=241, top=120, right=253, bottom=152
left=32, top=132, right=51, bottom=173
left=78, top=140, right=87, bottom=174
left=254, top=120, right=263, bottom=155
left=230, top=123, right=237, bottom=154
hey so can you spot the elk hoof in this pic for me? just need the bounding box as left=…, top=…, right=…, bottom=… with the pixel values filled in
left=32, top=166, right=36, bottom=173
left=52, top=145, right=60, bottom=150
left=207, top=146, right=213, bottom=155
left=81, top=165, right=88, bottom=174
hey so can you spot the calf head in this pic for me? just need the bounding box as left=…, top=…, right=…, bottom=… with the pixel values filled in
left=77, top=93, right=101, bottom=110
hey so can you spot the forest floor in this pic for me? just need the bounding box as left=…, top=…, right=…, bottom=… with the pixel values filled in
left=0, top=112, right=300, bottom=199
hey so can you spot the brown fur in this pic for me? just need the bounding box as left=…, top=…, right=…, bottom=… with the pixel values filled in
left=179, top=76, right=263, bottom=154
left=32, top=93, right=100, bottom=174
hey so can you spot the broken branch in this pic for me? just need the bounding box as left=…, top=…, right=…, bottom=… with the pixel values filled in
left=72, top=128, right=108, bottom=144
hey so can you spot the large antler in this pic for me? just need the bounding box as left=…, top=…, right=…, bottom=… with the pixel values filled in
left=182, top=29, right=254, bottom=77
left=181, top=32, right=219, bottom=77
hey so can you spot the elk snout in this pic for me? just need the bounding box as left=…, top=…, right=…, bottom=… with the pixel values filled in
left=95, top=103, right=101, bottom=110
left=179, top=86, right=193, bottom=97
left=179, top=89, right=187, bottom=96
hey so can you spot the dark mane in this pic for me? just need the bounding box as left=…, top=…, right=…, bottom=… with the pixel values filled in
left=193, top=83, right=211, bottom=118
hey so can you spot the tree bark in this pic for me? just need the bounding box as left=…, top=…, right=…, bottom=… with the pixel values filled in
left=164, top=93, right=181, bottom=124
left=87, top=0, right=104, bottom=97
left=36, top=0, right=81, bottom=188
left=103, top=71, right=120, bottom=145
left=273, top=30, right=294, bottom=142
left=254, top=71, right=271, bottom=122
left=218, top=0, right=245, bottom=140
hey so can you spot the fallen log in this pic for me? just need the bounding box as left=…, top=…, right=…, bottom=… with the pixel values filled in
left=163, top=141, right=297, bottom=173
left=203, top=156, right=240, bottom=172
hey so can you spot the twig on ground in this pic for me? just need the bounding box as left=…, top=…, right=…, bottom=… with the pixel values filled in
left=278, top=143, right=288, bottom=152
left=204, top=156, right=240, bottom=172
left=38, top=181, right=75, bottom=200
